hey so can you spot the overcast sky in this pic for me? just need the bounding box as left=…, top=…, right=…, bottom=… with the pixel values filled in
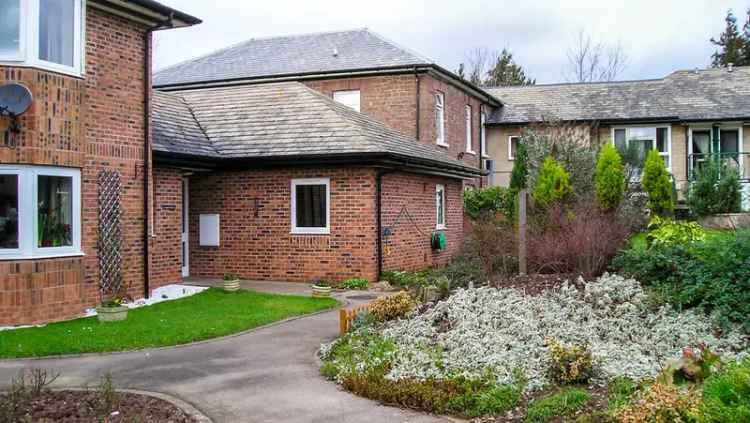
left=153, top=0, right=749, bottom=84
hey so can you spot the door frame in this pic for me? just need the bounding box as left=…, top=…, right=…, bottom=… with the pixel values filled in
left=181, top=177, right=189, bottom=277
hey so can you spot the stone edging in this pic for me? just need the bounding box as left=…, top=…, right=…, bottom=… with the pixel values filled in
left=50, top=387, right=212, bottom=423
left=0, top=295, right=349, bottom=362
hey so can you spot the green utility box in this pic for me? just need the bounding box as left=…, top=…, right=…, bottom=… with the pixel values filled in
left=431, top=231, right=446, bottom=250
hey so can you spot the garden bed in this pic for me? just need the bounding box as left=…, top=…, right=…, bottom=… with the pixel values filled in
left=320, top=274, right=749, bottom=420
left=8, top=389, right=200, bottom=422
left=0, top=288, right=337, bottom=358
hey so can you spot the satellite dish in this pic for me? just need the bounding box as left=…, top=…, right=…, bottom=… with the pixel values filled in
left=0, top=83, right=33, bottom=117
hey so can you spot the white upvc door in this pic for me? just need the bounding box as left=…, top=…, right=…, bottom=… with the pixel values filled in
left=181, top=178, right=189, bottom=277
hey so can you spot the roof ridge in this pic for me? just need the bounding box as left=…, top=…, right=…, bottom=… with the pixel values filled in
left=154, top=28, right=372, bottom=75
left=484, top=77, right=665, bottom=90
left=363, top=28, right=433, bottom=64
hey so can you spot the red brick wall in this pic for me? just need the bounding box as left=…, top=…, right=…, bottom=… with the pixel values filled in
left=304, top=74, right=417, bottom=139
left=187, top=166, right=379, bottom=282
left=381, top=172, right=463, bottom=271
left=0, top=7, right=150, bottom=324
left=304, top=73, right=488, bottom=177
left=151, top=167, right=183, bottom=288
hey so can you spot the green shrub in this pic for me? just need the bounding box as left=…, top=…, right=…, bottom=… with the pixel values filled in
left=447, top=382, right=523, bottom=418
left=339, top=278, right=369, bottom=290
left=463, top=186, right=516, bottom=219
left=509, top=140, right=529, bottom=191
left=641, top=149, right=674, bottom=216
left=646, top=216, right=706, bottom=248
left=546, top=338, right=594, bottom=384
left=436, top=257, right=487, bottom=290
left=686, top=158, right=742, bottom=217
left=525, top=388, right=591, bottom=423
left=595, top=144, right=626, bottom=211
left=369, top=292, right=415, bottom=322
left=616, top=381, right=700, bottom=423
left=320, top=361, right=339, bottom=380
left=351, top=310, right=376, bottom=331
left=533, top=157, right=572, bottom=207
left=607, top=377, right=638, bottom=413
left=699, top=357, right=750, bottom=422
left=612, top=230, right=750, bottom=332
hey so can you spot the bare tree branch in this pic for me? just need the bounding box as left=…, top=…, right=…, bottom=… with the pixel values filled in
left=465, top=47, right=493, bottom=85
left=565, top=29, right=628, bottom=83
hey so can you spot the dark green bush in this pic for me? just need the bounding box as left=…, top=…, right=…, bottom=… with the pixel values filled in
left=612, top=230, right=750, bottom=332
left=509, top=140, right=529, bottom=191
left=686, top=158, right=742, bottom=217
left=463, top=186, right=516, bottom=219
left=641, top=150, right=674, bottom=216
left=595, top=143, right=625, bottom=211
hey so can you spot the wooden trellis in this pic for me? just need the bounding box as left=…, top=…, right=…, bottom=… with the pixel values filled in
left=98, top=170, right=124, bottom=297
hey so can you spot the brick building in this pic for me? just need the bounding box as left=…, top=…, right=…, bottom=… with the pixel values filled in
left=0, top=0, right=200, bottom=325
left=149, top=30, right=499, bottom=286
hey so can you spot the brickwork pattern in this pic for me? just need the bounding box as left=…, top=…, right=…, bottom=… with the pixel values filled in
left=151, top=167, right=183, bottom=288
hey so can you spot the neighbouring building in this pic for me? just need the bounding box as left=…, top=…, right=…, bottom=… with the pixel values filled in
left=0, top=0, right=200, bottom=325
left=482, top=67, right=750, bottom=207
left=149, top=29, right=498, bottom=285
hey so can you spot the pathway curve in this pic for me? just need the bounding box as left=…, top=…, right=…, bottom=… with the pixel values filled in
left=0, top=281, right=451, bottom=423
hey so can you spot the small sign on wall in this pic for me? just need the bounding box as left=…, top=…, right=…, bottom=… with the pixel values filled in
left=199, top=214, right=220, bottom=247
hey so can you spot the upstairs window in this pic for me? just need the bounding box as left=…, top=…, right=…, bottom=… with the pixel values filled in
left=465, top=105, right=474, bottom=153
left=0, top=0, right=83, bottom=75
left=291, top=178, right=330, bottom=235
left=333, top=90, right=361, bottom=112
left=435, top=92, right=446, bottom=146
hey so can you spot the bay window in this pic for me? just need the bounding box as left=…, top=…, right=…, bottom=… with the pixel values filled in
left=613, top=126, right=671, bottom=172
left=0, top=165, right=81, bottom=259
left=0, top=0, right=83, bottom=75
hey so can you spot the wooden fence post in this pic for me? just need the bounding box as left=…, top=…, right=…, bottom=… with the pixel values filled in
left=339, top=309, right=347, bottom=336
left=518, top=189, right=527, bottom=276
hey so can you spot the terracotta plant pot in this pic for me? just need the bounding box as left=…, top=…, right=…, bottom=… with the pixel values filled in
left=311, top=285, right=332, bottom=298
left=223, top=279, right=241, bottom=292
left=96, top=305, right=128, bottom=322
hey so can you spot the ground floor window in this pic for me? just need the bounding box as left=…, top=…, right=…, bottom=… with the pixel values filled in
left=436, top=184, right=446, bottom=229
left=689, top=126, right=744, bottom=179
left=508, top=136, right=521, bottom=160
left=0, top=165, right=81, bottom=259
left=291, top=178, right=330, bottom=234
left=613, top=126, right=671, bottom=172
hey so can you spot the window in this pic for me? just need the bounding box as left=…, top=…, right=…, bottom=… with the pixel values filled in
left=333, top=90, right=361, bottom=112
left=435, top=92, right=446, bottom=146
left=508, top=136, right=521, bottom=160
left=0, top=165, right=81, bottom=259
left=465, top=105, right=474, bottom=153
left=0, top=0, right=83, bottom=75
left=0, top=0, right=22, bottom=60
left=480, top=112, right=487, bottom=156
left=291, top=178, right=330, bottom=234
left=613, top=126, right=671, bottom=171
left=435, top=184, right=446, bottom=229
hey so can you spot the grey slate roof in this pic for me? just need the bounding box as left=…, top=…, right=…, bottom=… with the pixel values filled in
left=486, top=66, right=750, bottom=124
left=153, top=29, right=431, bottom=87
left=153, top=82, right=478, bottom=175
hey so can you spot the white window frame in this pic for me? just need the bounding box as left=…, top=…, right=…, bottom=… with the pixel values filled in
left=688, top=123, right=744, bottom=177
left=508, top=136, right=521, bottom=160
left=480, top=112, right=488, bottom=157
left=611, top=125, right=672, bottom=173
left=0, top=165, right=82, bottom=260
left=290, top=178, right=331, bottom=235
left=332, top=89, right=361, bottom=112
left=435, top=92, right=447, bottom=147
left=465, top=105, right=475, bottom=154
left=435, top=184, right=446, bottom=230
left=0, top=0, right=85, bottom=77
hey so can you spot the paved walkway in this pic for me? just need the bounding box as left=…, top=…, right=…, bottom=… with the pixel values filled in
left=0, top=281, right=450, bottom=423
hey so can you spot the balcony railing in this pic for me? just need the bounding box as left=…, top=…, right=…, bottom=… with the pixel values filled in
left=688, top=152, right=750, bottom=182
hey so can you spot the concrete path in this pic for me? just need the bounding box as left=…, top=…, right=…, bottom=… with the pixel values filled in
left=0, top=281, right=450, bottom=423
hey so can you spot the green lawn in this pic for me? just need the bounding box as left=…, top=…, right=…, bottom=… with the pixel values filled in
left=0, top=288, right=338, bottom=359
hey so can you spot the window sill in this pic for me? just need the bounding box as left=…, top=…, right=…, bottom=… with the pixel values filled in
left=465, top=150, right=477, bottom=156
left=0, top=251, right=85, bottom=261
left=290, top=228, right=331, bottom=235
left=0, top=61, right=83, bottom=79
left=436, top=142, right=450, bottom=148
left=435, top=225, right=446, bottom=230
